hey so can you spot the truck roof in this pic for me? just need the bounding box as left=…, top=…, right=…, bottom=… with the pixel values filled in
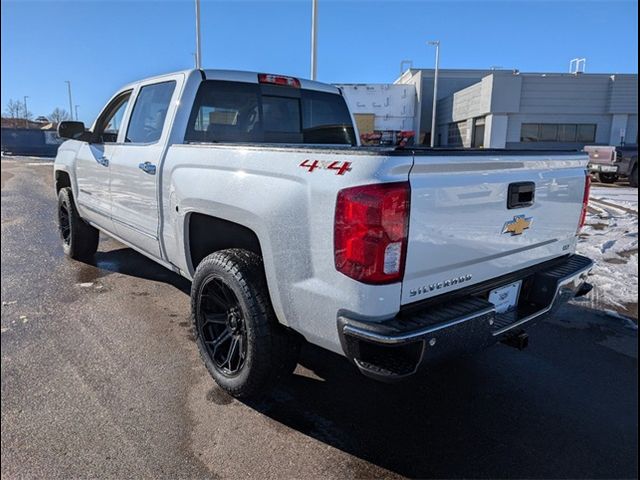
left=121, top=69, right=341, bottom=95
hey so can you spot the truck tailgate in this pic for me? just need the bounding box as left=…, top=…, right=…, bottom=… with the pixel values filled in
left=402, top=153, right=588, bottom=305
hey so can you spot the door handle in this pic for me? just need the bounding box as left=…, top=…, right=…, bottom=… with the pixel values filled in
left=138, top=161, right=156, bottom=175
left=96, top=156, right=109, bottom=167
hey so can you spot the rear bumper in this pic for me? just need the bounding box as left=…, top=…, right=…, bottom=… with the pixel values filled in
left=589, top=163, right=619, bottom=174
left=338, top=255, right=594, bottom=381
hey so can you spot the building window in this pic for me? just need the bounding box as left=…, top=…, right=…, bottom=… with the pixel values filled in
left=539, top=124, right=558, bottom=142
left=577, top=124, right=597, bottom=142
left=520, top=123, right=596, bottom=143
left=521, top=124, right=539, bottom=142
left=473, top=117, right=485, bottom=148
left=448, top=121, right=467, bottom=147
left=558, top=124, right=577, bottom=142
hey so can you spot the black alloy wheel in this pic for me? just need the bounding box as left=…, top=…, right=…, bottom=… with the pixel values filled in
left=190, top=249, right=300, bottom=398
left=197, top=277, right=248, bottom=376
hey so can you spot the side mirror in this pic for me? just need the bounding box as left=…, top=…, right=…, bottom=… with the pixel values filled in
left=58, top=121, right=87, bottom=140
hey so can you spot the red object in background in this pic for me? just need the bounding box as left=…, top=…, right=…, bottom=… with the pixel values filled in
left=360, top=130, right=415, bottom=147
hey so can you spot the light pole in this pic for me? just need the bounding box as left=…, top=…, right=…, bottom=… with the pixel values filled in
left=75, top=105, right=79, bottom=122
left=65, top=81, right=74, bottom=120
left=427, top=40, right=440, bottom=148
left=310, top=0, right=318, bottom=80
left=194, top=0, right=202, bottom=69
left=23, top=96, right=29, bottom=128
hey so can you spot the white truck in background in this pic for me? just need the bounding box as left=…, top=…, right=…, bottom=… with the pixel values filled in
left=54, top=69, right=593, bottom=397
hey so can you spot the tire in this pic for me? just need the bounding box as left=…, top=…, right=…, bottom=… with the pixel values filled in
left=630, top=165, right=638, bottom=188
left=57, top=187, right=99, bottom=260
left=191, top=249, right=300, bottom=398
left=597, top=172, right=619, bottom=184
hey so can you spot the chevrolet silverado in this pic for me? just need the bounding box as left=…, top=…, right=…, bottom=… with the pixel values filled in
left=54, top=69, right=594, bottom=397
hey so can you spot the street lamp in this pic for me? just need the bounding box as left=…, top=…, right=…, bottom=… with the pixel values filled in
left=23, top=96, right=29, bottom=128
left=75, top=105, right=79, bottom=122
left=310, top=0, right=318, bottom=80
left=427, top=40, right=440, bottom=148
left=65, top=81, right=74, bottom=120
left=194, top=0, right=202, bottom=69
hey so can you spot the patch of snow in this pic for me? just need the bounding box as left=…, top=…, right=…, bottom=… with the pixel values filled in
left=591, top=186, right=638, bottom=211
left=576, top=186, right=638, bottom=318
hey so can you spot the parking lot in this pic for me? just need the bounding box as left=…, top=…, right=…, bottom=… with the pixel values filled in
left=1, top=156, right=638, bottom=478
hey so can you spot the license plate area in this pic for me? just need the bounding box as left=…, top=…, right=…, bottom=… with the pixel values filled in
left=488, top=281, right=522, bottom=314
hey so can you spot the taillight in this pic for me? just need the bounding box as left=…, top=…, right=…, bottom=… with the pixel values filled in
left=258, top=73, right=301, bottom=88
left=578, top=172, right=591, bottom=232
left=334, top=182, right=410, bottom=284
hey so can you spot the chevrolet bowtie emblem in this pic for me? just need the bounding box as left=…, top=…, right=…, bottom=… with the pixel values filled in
left=502, top=215, right=533, bottom=235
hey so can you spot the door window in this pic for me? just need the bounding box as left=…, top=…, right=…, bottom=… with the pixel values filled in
left=96, top=92, right=132, bottom=143
left=125, top=81, right=176, bottom=144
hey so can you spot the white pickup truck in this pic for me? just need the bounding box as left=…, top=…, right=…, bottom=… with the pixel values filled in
left=54, top=69, right=594, bottom=397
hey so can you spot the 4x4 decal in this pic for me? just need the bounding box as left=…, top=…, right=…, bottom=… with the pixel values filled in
left=299, top=160, right=352, bottom=175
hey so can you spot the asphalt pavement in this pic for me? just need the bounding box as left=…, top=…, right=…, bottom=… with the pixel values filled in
left=1, top=156, right=638, bottom=479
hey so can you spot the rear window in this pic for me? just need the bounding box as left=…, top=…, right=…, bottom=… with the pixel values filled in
left=185, top=80, right=356, bottom=145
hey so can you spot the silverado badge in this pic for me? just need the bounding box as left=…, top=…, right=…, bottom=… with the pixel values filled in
left=502, top=215, right=533, bottom=236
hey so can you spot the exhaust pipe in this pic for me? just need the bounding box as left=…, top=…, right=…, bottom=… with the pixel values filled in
left=501, top=331, right=529, bottom=351
left=575, top=282, right=593, bottom=298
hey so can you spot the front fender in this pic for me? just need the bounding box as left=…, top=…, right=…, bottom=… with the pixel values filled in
left=53, top=140, right=83, bottom=194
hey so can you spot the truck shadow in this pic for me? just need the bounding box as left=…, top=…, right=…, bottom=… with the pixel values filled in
left=76, top=246, right=637, bottom=478
left=244, top=346, right=514, bottom=478
left=242, top=314, right=638, bottom=479
left=79, top=246, right=191, bottom=295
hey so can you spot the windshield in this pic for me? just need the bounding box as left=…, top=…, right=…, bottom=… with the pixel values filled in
left=185, top=80, right=356, bottom=146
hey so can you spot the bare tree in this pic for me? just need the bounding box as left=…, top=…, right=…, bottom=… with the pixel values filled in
left=49, top=108, right=71, bottom=124
left=4, top=99, right=23, bottom=119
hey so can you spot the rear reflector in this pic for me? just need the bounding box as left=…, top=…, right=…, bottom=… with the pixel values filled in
left=578, top=172, right=591, bottom=232
left=335, top=182, right=410, bottom=284
left=258, top=73, right=301, bottom=88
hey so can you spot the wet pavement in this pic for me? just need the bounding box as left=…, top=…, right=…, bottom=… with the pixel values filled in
left=1, top=156, right=638, bottom=479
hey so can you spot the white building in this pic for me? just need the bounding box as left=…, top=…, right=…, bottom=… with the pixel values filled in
left=338, top=68, right=638, bottom=149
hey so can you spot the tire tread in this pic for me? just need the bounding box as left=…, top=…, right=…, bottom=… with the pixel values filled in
left=57, top=187, right=99, bottom=260
left=191, top=249, right=299, bottom=398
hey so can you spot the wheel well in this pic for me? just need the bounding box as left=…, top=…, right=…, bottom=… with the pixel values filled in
left=188, top=213, right=262, bottom=271
left=55, top=170, right=71, bottom=193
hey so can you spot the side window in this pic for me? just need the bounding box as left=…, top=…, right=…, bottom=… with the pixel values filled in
left=96, top=92, right=131, bottom=143
left=125, top=81, right=176, bottom=144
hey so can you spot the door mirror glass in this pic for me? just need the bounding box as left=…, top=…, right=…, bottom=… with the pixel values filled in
left=58, top=121, right=87, bottom=140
